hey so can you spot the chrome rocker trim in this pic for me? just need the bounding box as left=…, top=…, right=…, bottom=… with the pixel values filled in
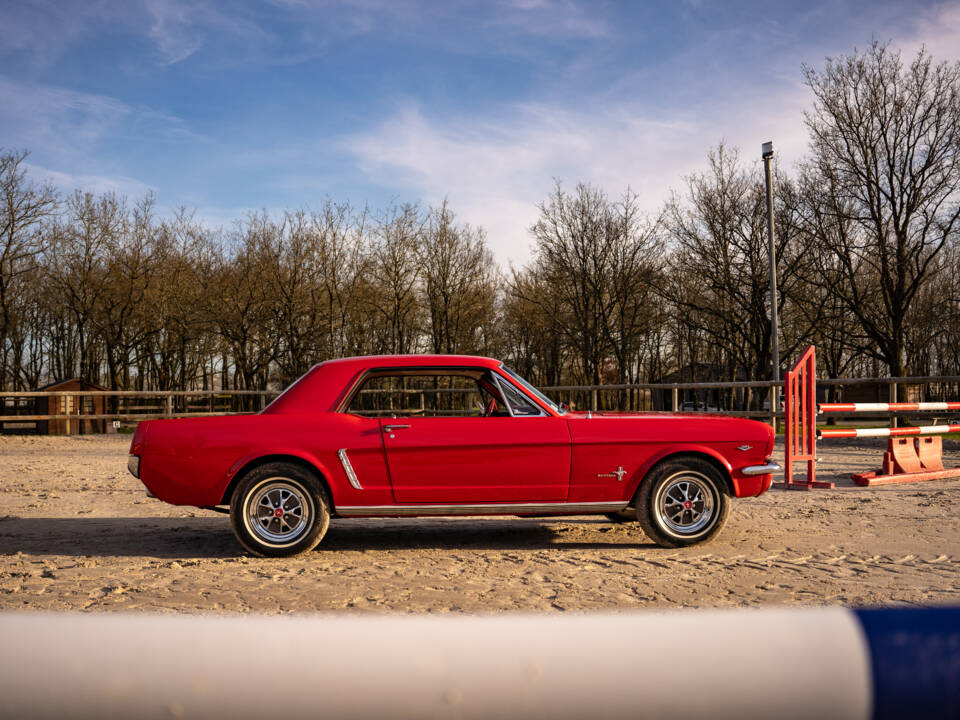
left=337, top=449, right=363, bottom=490
left=741, top=461, right=782, bottom=476
left=336, top=501, right=628, bottom=517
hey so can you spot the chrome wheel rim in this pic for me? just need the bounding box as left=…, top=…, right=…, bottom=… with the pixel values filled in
left=656, top=471, right=715, bottom=535
left=245, top=478, right=311, bottom=546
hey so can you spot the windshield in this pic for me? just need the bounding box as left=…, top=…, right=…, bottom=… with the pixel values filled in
left=500, top=364, right=566, bottom=415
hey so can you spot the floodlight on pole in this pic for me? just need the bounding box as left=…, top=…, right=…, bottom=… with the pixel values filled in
left=762, top=141, right=780, bottom=417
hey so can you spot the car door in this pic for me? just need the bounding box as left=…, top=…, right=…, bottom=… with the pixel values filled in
left=383, top=415, right=571, bottom=503
left=347, top=368, right=571, bottom=504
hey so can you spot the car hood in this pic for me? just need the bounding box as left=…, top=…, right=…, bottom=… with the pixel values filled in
left=565, top=410, right=775, bottom=450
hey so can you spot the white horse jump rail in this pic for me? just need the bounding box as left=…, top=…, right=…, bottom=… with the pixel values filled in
left=818, top=401, right=960, bottom=412
left=818, top=424, right=960, bottom=439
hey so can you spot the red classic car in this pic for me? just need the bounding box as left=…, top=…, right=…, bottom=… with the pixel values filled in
left=128, top=355, right=779, bottom=556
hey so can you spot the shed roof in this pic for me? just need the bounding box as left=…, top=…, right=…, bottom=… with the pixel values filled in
left=36, top=378, right=109, bottom=392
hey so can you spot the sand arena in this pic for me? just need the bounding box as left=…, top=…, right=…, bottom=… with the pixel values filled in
left=1, top=435, right=958, bottom=613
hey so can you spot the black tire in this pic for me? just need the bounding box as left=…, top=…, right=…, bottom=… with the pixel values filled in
left=605, top=509, right=637, bottom=523
left=229, top=462, right=331, bottom=557
left=635, top=456, right=730, bottom=548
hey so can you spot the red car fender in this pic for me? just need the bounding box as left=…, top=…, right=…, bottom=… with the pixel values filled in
left=625, top=443, right=735, bottom=499
left=221, top=447, right=338, bottom=507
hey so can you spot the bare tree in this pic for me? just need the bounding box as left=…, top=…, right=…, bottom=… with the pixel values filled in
left=419, top=200, right=498, bottom=355
left=206, top=215, right=277, bottom=390
left=600, top=188, right=663, bottom=390
left=93, top=194, right=162, bottom=389
left=47, top=191, right=127, bottom=384
left=665, top=146, right=777, bottom=384
left=0, top=149, right=57, bottom=388
left=143, top=209, right=217, bottom=390
left=529, top=182, right=615, bottom=386
left=526, top=181, right=662, bottom=408
left=311, top=202, right=370, bottom=359
left=503, top=266, right=566, bottom=386
left=368, top=203, right=425, bottom=354
left=803, top=42, right=960, bottom=375
left=796, top=170, right=870, bottom=382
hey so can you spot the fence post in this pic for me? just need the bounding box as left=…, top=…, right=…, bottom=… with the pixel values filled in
left=889, top=381, right=898, bottom=428
left=671, top=386, right=678, bottom=412
left=164, top=395, right=173, bottom=418
left=770, top=383, right=776, bottom=430
left=591, top=388, right=598, bottom=412
left=259, top=393, right=266, bottom=412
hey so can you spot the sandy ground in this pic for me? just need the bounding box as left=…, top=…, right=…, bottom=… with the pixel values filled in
left=1, top=434, right=958, bottom=613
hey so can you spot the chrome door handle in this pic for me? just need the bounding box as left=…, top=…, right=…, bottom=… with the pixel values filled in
left=383, top=424, right=410, bottom=432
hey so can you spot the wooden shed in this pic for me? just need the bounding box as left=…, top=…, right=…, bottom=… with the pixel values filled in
left=35, top=378, right=108, bottom=435
left=837, top=381, right=921, bottom=404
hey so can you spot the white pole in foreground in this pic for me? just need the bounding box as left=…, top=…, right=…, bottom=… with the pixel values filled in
left=0, top=611, right=871, bottom=719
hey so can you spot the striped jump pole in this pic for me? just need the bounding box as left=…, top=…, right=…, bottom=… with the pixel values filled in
left=818, top=424, right=960, bottom=439
left=782, top=346, right=960, bottom=487
left=0, top=608, right=958, bottom=719
left=812, top=367, right=960, bottom=485
left=819, top=402, right=960, bottom=413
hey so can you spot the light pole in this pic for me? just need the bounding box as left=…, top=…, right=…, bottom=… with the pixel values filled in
left=762, top=141, right=780, bottom=418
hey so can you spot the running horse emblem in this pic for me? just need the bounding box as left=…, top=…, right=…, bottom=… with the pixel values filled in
left=597, top=466, right=627, bottom=482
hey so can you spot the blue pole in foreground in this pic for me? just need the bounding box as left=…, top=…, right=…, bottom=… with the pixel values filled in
left=855, top=607, right=960, bottom=719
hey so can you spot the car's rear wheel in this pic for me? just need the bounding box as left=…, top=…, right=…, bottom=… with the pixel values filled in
left=230, top=462, right=330, bottom=557
left=636, top=457, right=729, bottom=548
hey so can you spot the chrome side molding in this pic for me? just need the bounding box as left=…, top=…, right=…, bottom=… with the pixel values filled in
left=336, top=501, right=628, bottom=517
left=741, top=461, right=782, bottom=476
left=337, top=449, right=363, bottom=490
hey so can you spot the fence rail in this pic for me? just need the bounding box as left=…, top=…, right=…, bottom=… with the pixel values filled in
left=3, top=375, right=960, bottom=432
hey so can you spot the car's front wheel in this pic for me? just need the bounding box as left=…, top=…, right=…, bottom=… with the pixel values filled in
left=230, top=462, right=330, bottom=557
left=635, top=457, right=729, bottom=548
left=605, top=509, right=637, bottom=523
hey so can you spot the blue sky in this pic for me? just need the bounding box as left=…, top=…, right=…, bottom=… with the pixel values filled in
left=2, top=0, right=959, bottom=264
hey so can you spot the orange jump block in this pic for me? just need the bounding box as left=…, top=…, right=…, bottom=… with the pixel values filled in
left=852, top=436, right=960, bottom=486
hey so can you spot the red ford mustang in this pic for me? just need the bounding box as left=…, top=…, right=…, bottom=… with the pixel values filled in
left=128, top=355, right=778, bottom=556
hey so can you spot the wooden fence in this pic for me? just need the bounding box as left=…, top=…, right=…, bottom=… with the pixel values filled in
left=2, top=375, right=960, bottom=433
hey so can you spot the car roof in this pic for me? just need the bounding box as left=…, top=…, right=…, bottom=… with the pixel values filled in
left=319, top=354, right=501, bottom=371
left=263, top=354, right=504, bottom=415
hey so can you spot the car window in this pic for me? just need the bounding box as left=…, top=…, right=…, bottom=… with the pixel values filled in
left=500, top=364, right=563, bottom=414
left=495, top=375, right=544, bottom=416
left=347, top=372, right=504, bottom=417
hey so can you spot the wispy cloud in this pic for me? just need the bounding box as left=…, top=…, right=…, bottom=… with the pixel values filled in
left=144, top=0, right=277, bottom=66
left=343, top=83, right=812, bottom=265
left=0, top=77, right=132, bottom=160
left=0, top=0, right=110, bottom=68
left=0, top=76, right=197, bottom=160
left=25, top=163, right=154, bottom=199
left=487, top=0, right=611, bottom=39
left=0, top=0, right=278, bottom=69
left=342, top=1, right=960, bottom=266
left=145, top=2, right=209, bottom=65
left=0, top=75, right=199, bottom=213
left=895, top=1, right=960, bottom=61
